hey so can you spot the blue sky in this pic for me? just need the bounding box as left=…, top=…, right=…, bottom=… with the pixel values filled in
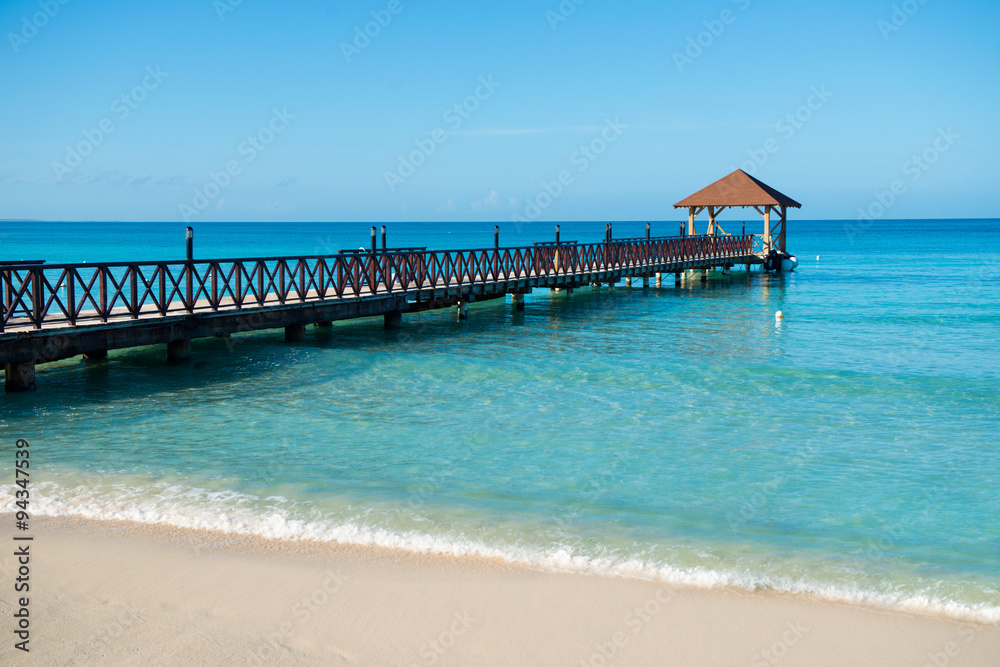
left=1, top=0, right=997, bottom=223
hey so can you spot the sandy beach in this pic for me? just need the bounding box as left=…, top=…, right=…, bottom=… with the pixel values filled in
left=0, top=514, right=995, bottom=666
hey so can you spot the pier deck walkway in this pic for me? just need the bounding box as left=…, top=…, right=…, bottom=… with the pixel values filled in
left=2, top=232, right=762, bottom=391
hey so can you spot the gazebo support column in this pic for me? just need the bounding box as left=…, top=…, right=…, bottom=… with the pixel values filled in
left=764, top=206, right=772, bottom=253
left=779, top=205, right=787, bottom=254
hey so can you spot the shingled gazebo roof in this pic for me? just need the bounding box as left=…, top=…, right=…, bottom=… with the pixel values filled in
left=674, top=169, right=801, bottom=209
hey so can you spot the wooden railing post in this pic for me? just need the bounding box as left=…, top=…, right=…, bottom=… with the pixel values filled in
left=211, top=262, right=220, bottom=311
left=298, top=260, right=306, bottom=301
left=158, top=264, right=167, bottom=315
left=66, top=269, right=76, bottom=326
left=235, top=262, right=244, bottom=307
left=316, top=260, right=325, bottom=299
left=0, top=267, right=7, bottom=333
left=185, top=260, right=194, bottom=313
left=130, top=266, right=139, bottom=319
left=31, top=268, right=43, bottom=329
left=99, top=266, right=109, bottom=322
left=278, top=261, right=287, bottom=304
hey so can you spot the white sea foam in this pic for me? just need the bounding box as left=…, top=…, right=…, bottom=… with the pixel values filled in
left=5, top=481, right=999, bottom=625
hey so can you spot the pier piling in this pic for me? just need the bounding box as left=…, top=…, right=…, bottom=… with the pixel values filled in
left=4, top=362, right=36, bottom=392
left=284, top=324, right=306, bottom=342
left=384, top=310, right=403, bottom=329
left=167, top=339, right=191, bottom=364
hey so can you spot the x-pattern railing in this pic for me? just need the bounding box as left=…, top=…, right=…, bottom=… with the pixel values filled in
left=1, top=234, right=757, bottom=332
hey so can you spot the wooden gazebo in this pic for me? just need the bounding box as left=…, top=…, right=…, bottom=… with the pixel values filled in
left=673, top=170, right=801, bottom=254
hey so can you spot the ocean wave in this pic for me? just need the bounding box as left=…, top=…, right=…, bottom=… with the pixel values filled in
left=5, top=480, right=999, bottom=625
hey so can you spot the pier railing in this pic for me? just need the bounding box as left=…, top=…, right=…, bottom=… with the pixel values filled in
left=1, top=234, right=755, bottom=332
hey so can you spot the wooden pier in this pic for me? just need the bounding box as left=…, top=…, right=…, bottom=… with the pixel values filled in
left=1, top=171, right=805, bottom=392
left=1, top=230, right=764, bottom=392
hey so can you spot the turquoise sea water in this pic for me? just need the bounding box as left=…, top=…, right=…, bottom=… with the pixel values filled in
left=2, top=219, right=999, bottom=622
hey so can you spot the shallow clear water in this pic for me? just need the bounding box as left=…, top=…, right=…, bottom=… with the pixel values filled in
left=2, top=219, right=998, bottom=621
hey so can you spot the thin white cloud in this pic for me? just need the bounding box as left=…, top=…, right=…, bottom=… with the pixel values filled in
left=156, top=175, right=187, bottom=186
left=471, top=189, right=502, bottom=210
left=451, top=125, right=613, bottom=137
left=626, top=120, right=772, bottom=132
left=450, top=121, right=769, bottom=136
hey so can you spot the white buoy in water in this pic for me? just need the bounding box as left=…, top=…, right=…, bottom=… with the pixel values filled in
left=781, top=255, right=798, bottom=272
left=816, top=256, right=820, bottom=261
left=775, top=310, right=784, bottom=320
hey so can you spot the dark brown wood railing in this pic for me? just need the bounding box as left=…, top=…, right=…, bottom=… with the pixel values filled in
left=1, top=234, right=755, bottom=332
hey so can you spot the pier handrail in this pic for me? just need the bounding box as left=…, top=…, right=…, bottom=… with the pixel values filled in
left=1, top=234, right=755, bottom=332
